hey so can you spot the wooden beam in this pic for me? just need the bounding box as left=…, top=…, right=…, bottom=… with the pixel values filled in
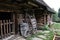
left=0, top=10, right=13, bottom=12
left=0, top=3, right=25, bottom=11
left=28, top=2, right=38, bottom=7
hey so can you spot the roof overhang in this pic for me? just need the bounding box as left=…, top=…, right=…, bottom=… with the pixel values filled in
left=32, top=0, right=55, bottom=14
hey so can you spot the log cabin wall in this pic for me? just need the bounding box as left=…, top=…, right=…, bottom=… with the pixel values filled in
left=35, top=11, right=52, bottom=29
left=43, top=11, right=48, bottom=25
left=35, top=14, right=44, bottom=28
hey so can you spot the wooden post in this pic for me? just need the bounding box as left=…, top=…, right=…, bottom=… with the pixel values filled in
left=6, top=20, right=8, bottom=36
left=9, top=20, right=11, bottom=35
left=0, top=20, right=3, bottom=38
left=3, top=20, right=6, bottom=37
left=46, top=14, right=48, bottom=25
left=15, top=13, right=18, bottom=34
left=45, top=11, right=47, bottom=24
left=18, top=14, right=23, bottom=35
left=12, top=14, right=15, bottom=34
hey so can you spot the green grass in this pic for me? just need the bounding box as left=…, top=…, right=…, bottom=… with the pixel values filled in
left=26, top=24, right=55, bottom=40
left=52, top=23, right=60, bottom=29
left=51, top=23, right=60, bottom=35
left=45, top=31, right=54, bottom=40
left=26, top=31, right=54, bottom=40
left=26, top=36, right=32, bottom=40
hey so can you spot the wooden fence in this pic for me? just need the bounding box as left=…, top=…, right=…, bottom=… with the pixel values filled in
left=0, top=20, right=15, bottom=38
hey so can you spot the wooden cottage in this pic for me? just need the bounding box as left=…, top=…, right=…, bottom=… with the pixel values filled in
left=0, top=0, right=54, bottom=39
left=0, top=0, right=40, bottom=38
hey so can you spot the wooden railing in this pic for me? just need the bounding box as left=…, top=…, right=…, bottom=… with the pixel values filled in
left=0, top=20, right=15, bottom=38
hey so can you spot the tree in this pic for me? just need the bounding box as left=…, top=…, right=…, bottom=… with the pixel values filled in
left=58, top=8, right=60, bottom=18
left=52, top=12, right=59, bottom=21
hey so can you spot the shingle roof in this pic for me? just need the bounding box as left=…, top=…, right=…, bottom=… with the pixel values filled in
left=35, top=0, right=47, bottom=6
left=33, top=0, right=55, bottom=13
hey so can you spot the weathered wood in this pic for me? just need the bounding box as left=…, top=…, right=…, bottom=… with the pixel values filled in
left=28, top=2, right=38, bottom=7
left=0, top=20, right=3, bottom=38
left=44, top=15, right=46, bottom=25
left=3, top=20, right=6, bottom=37
left=53, top=35, right=56, bottom=40
left=6, top=20, right=8, bottom=36
left=12, top=14, right=15, bottom=34
left=9, top=20, right=11, bottom=35
left=15, top=13, right=18, bottom=34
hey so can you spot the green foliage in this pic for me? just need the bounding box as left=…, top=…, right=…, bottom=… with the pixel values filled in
left=52, top=23, right=60, bottom=29
left=26, top=30, right=54, bottom=40
left=26, top=36, right=32, bottom=40
left=36, top=32, right=44, bottom=35
left=45, top=31, right=54, bottom=40
left=58, top=8, right=60, bottom=18
left=52, top=12, right=59, bottom=21
left=38, top=24, right=50, bottom=30
left=51, top=23, right=60, bottom=35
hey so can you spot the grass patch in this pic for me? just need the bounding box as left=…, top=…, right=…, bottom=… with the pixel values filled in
left=44, top=31, right=54, bottom=40
left=26, top=34, right=38, bottom=40
left=52, top=23, right=60, bottom=29
left=26, top=24, right=55, bottom=40
left=37, top=32, right=44, bottom=35
left=26, top=32, right=44, bottom=40
left=51, top=23, right=60, bottom=35
left=26, top=36, right=32, bottom=40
